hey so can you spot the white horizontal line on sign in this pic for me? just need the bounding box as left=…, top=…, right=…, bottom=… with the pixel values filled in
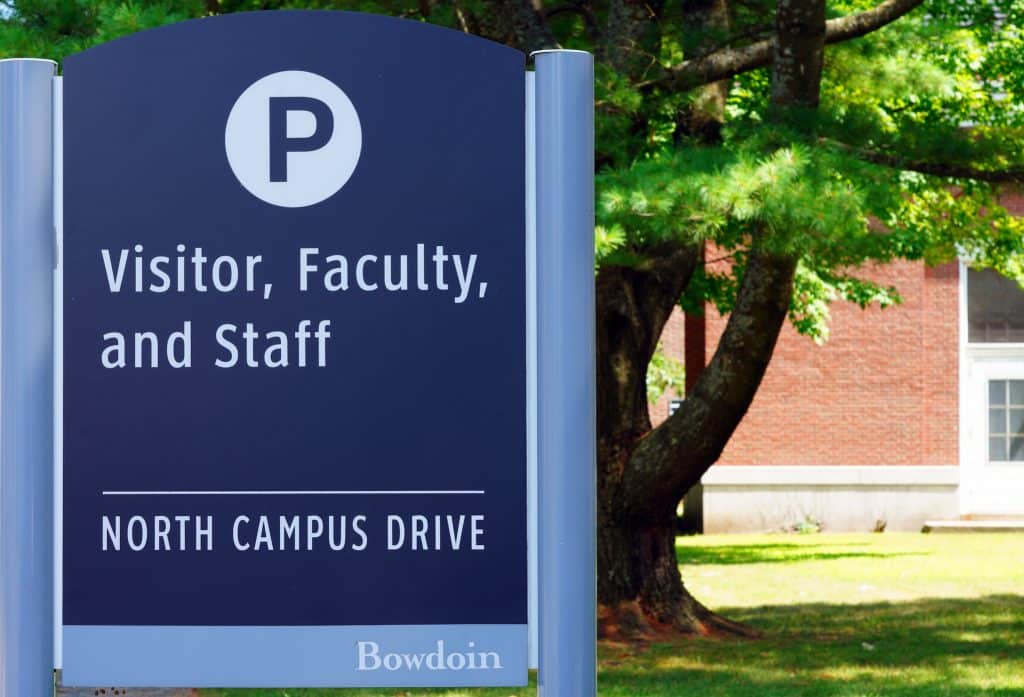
left=100, top=490, right=487, bottom=496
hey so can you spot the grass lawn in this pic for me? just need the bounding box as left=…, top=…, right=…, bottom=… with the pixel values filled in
left=203, top=533, right=1024, bottom=697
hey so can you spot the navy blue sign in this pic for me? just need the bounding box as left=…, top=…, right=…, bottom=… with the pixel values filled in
left=62, top=11, right=526, bottom=687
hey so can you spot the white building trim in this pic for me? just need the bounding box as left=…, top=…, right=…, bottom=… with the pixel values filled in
left=958, top=261, right=1024, bottom=516
left=702, top=465, right=959, bottom=487
left=700, top=466, right=960, bottom=533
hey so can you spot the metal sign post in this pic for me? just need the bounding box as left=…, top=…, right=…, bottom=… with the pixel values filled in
left=534, top=49, right=597, bottom=697
left=0, top=58, right=58, bottom=697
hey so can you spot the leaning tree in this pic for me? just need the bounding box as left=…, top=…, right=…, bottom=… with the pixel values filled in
left=5, top=0, right=1024, bottom=636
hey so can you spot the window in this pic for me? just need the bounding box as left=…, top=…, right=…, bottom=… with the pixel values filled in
left=968, top=268, right=1024, bottom=343
left=989, top=380, right=1024, bottom=462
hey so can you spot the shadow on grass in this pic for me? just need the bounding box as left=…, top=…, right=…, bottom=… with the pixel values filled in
left=674, top=541, right=928, bottom=567
left=604, top=594, right=1024, bottom=697
left=185, top=596, right=1024, bottom=696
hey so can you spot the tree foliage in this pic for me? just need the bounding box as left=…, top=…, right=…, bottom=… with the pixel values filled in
left=5, top=1, right=1023, bottom=332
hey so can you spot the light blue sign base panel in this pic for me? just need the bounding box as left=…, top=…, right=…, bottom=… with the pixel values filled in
left=63, top=624, right=527, bottom=688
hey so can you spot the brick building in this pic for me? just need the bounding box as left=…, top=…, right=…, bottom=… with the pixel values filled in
left=654, top=201, right=1024, bottom=532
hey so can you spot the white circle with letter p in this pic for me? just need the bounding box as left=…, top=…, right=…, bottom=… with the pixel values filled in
left=225, top=70, right=362, bottom=208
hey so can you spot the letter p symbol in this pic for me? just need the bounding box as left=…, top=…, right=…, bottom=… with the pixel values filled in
left=226, top=71, right=362, bottom=207
left=268, top=96, right=335, bottom=183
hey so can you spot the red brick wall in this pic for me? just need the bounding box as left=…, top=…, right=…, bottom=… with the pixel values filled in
left=650, top=260, right=961, bottom=466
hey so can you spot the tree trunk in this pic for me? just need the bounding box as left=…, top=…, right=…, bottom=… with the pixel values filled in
left=593, top=0, right=827, bottom=639
left=597, top=507, right=755, bottom=638
left=595, top=244, right=697, bottom=633
left=597, top=242, right=796, bottom=638
left=593, top=240, right=773, bottom=638
left=676, top=0, right=731, bottom=144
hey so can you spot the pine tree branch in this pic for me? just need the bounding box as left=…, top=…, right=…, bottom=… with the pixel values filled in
left=637, top=0, right=925, bottom=92
left=824, top=0, right=926, bottom=43
left=827, top=140, right=1024, bottom=183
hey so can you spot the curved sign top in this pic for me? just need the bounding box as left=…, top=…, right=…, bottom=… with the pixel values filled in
left=61, top=11, right=526, bottom=688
